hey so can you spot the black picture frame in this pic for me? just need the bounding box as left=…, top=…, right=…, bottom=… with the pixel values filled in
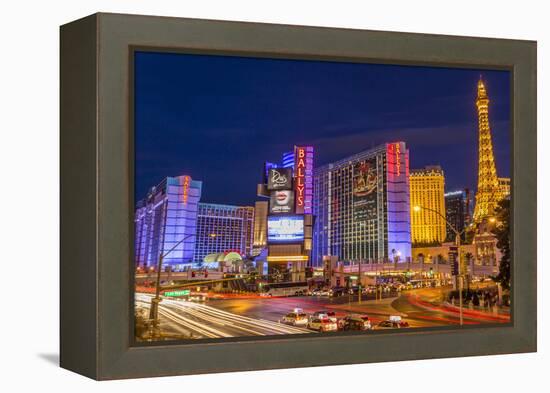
left=60, top=12, right=537, bottom=380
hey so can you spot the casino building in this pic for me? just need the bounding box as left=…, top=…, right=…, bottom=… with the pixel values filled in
left=135, top=175, right=255, bottom=270
left=311, top=142, right=412, bottom=267
left=257, top=146, right=314, bottom=282
left=194, top=203, right=255, bottom=263
left=409, top=165, right=446, bottom=245
left=135, top=175, right=202, bottom=269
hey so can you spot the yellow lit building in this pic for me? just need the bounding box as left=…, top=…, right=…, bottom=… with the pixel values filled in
left=498, top=177, right=510, bottom=198
left=252, top=201, right=268, bottom=252
left=410, top=166, right=447, bottom=245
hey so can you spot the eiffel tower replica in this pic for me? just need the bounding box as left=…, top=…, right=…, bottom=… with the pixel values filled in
left=473, top=77, right=503, bottom=224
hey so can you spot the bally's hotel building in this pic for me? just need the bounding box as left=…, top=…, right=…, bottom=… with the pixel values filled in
left=311, top=142, right=412, bottom=266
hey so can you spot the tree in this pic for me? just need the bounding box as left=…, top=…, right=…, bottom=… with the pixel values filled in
left=492, top=198, right=511, bottom=290
left=464, top=226, right=476, bottom=244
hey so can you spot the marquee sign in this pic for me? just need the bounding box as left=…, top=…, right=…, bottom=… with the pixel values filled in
left=182, top=175, right=190, bottom=204
left=294, top=146, right=314, bottom=214
left=267, top=216, right=304, bottom=243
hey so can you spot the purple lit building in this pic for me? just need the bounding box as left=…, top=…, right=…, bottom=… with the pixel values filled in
left=134, top=175, right=202, bottom=269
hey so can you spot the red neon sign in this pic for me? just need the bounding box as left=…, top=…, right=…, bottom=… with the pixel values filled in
left=183, top=176, right=190, bottom=204
left=395, top=143, right=401, bottom=176
left=295, top=147, right=306, bottom=213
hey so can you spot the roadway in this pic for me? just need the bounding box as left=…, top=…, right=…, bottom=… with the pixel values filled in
left=135, top=294, right=311, bottom=339
left=136, top=286, right=510, bottom=340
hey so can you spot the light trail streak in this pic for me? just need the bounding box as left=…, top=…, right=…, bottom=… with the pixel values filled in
left=136, top=294, right=311, bottom=338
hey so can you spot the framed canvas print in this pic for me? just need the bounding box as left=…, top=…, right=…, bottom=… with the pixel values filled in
left=60, top=13, right=537, bottom=380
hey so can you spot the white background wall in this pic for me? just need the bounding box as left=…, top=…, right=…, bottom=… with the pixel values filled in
left=0, top=0, right=546, bottom=391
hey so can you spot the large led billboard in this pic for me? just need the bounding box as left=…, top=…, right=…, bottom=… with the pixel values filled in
left=352, top=158, right=378, bottom=222
left=269, top=190, right=295, bottom=214
left=267, top=216, right=304, bottom=243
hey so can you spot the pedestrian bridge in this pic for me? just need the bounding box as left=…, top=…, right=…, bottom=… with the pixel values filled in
left=340, top=261, right=497, bottom=277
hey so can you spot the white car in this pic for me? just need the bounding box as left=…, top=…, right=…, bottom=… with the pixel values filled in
left=280, top=312, right=308, bottom=326
left=375, top=315, right=410, bottom=330
left=307, top=317, right=338, bottom=332
left=310, top=311, right=337, bottom=323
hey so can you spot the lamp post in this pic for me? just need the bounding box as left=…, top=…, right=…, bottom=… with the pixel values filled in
left=413, top=205, right=465, bottom=326
left=148, top=233, right=195, bottom=338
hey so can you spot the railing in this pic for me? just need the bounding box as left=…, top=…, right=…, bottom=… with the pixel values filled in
left=341, top=261, right=497, bottom=276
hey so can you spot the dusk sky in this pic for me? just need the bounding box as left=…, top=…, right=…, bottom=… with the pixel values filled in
left=134, top=52, right=510, bottom=206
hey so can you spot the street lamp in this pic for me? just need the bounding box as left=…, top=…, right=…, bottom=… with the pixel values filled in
left=148, top=233, right=195, bottom=338
left=413, top=205, right=465, bottom=326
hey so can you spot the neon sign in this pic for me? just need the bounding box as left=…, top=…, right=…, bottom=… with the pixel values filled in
left=395, top=143, right=401, bottom=176
left=295, top=147, right=306, bottom=211
left=294, top=146, right=313, bottom=214
left=183, top=175, right=190, bottom=204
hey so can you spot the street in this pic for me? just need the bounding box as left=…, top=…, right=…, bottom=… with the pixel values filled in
left=136, top=285, right=510, bottom=340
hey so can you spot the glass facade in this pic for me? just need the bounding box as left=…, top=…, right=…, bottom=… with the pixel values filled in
left=134, top=175, right=202, bottom=269
left=410, top=166, right=446, bottom=245
left=194, top=203, right=255, bottom=263
left=445, top=190, right=466, bottom=242
left=311, top=142, right=411, bottom=267
left=253, top=201, right=268, bottom=251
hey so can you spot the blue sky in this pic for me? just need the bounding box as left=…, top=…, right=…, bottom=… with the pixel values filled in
left=134, top=52, right=510, bottom=205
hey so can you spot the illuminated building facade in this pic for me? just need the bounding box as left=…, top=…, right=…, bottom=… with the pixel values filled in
left=281, top=151, right=295, bottom=168
left=312, top=142, right=412, bottom=267
left=257, top=145, right=314, bottom=282
left=410, top=166, right=446, bottom=245
left=134, top=175, right=202, bottom=269
left=445, top=190, right=467, bottom=242
left=473, top=77, right=506, bottom=223
left=194, top=203, right=254, bottom=263
left=499, top=177, right=511, bottom=198
left=252, top=201, right=268, bottom=252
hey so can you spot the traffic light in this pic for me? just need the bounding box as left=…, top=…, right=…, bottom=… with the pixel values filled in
left=204, top=270, right=208, bottom=278
left=191, top=271, right=196, bottom=277
left=451, top=260, right=459, bottom=276
left=448, top=246, right=459, bottom=276
left=305, top=267, right=313, bottom=278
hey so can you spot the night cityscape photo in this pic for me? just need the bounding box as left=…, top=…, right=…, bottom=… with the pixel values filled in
left=133, top=51, right=512, bottom=341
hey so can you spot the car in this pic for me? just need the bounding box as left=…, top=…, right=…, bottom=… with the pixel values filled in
left=307, top=317, right=338, bottom=332
left=363, top=286, right=376, bottom=294
left=319, top=288, right=331, bottom=296
left=310, top=311, right=337, bottom=323
left=189, top=293, right=207, bottom=302
left=329, top=287, right=346, bottom=297
left=311, top=288, right=323, bottom=296
left=338, top=314, right=372, bottom=331
left=280, top=311, right=309, bottom=326
left=348, top=286, right=361, bottom=295
left=375, top=316, right=410, bottom=330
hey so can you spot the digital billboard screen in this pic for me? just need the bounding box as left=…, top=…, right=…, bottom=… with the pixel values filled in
left=267, top=216, right=304, bottom=243
left=269, top=190, right=295, bottom=214
left=352, top=158, right=378, bottom=222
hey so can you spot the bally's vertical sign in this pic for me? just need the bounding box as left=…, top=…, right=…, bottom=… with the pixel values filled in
left=294, top=146, right=314, bottom=214
left=182, top=175, right=190, bottom=204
